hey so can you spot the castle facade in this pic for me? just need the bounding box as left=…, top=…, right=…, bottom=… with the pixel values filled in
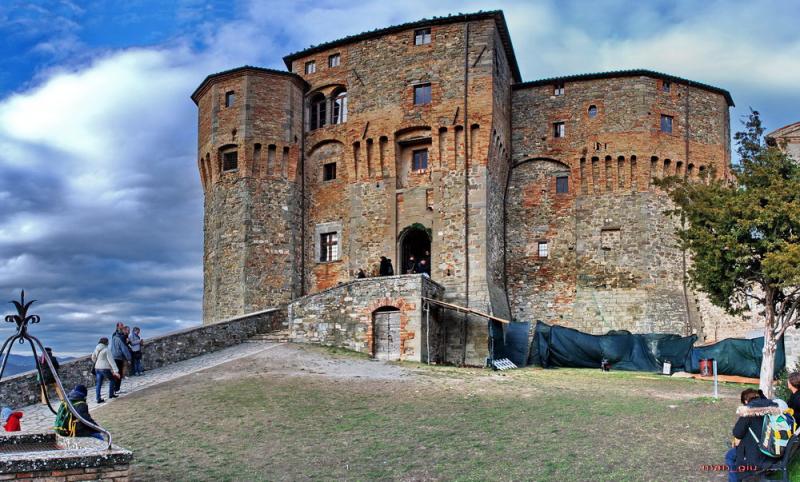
left=192, top=11, right=752, bottom=364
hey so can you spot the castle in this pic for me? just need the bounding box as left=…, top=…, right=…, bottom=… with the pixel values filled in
left=191, top=11, right=756, bottom=365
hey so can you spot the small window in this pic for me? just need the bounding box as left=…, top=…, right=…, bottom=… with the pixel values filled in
left=328, top=54, right=340, bottom=68
left=661, top=115, right=673, bottom=134
left=412, top=149, right=428, bottom=171
left=320, top=232, right=339, bottom=262
left=553, top=122, right=565, bottom=138
left=538, top=241, right=549, bottom=258
left=323, top=162, right=337, bottom=181
left=305, top=61, right=316, bottom=74
left=588, top=105, right=597, bottom=118
left=554, top=82, right=564, bottom=96
left=414, top=28, right=431, bottom=45
left=414, top=83, right=431, bottom=105
left=556, top=176, right=569, bottom=193
left=225, top=91, right=235, bottom=107
left=309, top=93, right=326, bottom=130
left=222, top=150, right=238, bottom=172
left=662, top=80, right=671, bottom=93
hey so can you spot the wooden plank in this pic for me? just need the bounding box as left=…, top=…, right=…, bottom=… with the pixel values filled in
left=421, top=297, right=511, bottom=324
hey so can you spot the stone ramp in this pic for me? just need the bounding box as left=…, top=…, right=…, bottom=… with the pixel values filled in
left=16, top=340, right=282, bottom=433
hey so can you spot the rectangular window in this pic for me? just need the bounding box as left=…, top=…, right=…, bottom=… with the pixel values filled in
left=662, top=80, right=671, bottom=93
left=328, top=54, right=340, bottom=68
left=320, top=232, right=339, bottom=262
left=412, top=149, right=428, bottom=171
left=305, top=61, right=316, bottom=74
left=414, top=83, right=431, bottom=105
left=222, top=151, right=238, bottom=171
left=225, top=91, right=235, bottom=107
left=538, top=241, right=549, bottom=258
left=661, top=114, right=673, bottom=134
left=553, top=122, right=565, bottom=138
left=414, top=28, right=431, bottom=45
left=323, top=162, right=337, bottom=181
left=554, top=82, right=565, bottom=96
left=556, top=176, right=569, bottom=193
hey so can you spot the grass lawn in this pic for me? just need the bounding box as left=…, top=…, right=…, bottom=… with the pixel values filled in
left=93, top=344, right=792, bottom=481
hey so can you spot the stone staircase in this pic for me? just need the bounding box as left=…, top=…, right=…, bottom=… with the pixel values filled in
left=248, top=329, right=291, bottom=343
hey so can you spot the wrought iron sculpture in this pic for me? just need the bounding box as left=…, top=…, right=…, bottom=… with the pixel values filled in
left=0, top=291, right=112, bottom=449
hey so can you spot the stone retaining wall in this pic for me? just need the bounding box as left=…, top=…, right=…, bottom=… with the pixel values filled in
left=289, top=275, right=444, bottom=361
left=0, top=308, right=282, bottom=408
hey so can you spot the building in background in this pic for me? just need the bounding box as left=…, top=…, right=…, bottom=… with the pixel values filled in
left=767, top=121, right=800, bottom=162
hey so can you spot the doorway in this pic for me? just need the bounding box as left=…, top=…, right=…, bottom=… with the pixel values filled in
left=399, top=225, right=431, bottom=274
left=373, top=307, right=401, bottom=361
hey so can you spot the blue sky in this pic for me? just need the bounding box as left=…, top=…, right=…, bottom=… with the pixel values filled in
left=0, top=0, right=798, bottom=355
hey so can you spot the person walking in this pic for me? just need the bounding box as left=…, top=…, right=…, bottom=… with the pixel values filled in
left=92, top=337, right=119, bottom=403
left=128, top=327, right=144, bottom=376
left=110, top=323, right=131, bottom=393
left=37, top=347, right=60, bottom=404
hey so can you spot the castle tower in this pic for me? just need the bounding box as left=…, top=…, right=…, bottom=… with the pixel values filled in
left=192, top=67, right=306, bottom=323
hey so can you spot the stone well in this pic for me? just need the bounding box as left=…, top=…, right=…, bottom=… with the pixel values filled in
left=0, top=433, right=132, bottom=481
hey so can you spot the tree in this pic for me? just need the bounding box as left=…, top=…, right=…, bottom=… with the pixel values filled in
left=658, top=110, right=800, bottom=397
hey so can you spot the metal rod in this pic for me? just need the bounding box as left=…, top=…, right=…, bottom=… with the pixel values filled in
left=425, top=301, right=430, bottom=365
left=713, top=359, right=719, bottom=399
left=0, top=334, right=20, bottom=382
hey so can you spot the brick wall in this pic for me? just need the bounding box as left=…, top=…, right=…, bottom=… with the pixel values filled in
left=0, top=309, right=281, bottom=408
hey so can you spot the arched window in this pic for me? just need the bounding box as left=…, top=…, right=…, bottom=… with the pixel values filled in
left=588, top=105, right=597, bottom=118
left=309, top=93, right=326, bottom=130
left=331, top=88, right=348, bottom=125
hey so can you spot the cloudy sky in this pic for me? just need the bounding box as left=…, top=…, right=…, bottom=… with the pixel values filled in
left=0, top=0, right=798, bottom=356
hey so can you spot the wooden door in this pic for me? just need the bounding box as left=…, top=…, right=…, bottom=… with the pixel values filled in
left=373, top=310, right=400, bottom=360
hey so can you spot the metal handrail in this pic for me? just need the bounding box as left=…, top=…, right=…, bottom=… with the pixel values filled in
left=1, top=291, right=112, bottom=449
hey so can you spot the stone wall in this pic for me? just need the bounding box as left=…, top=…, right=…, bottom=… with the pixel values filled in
left=0, top=309, right=281, bottom=408
left=288, top=274, right=444, bottom=361
left=508, top=73, right=742, bottom=340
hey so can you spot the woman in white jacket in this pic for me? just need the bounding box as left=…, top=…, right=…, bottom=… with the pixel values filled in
left=91, top=337, right=119, bottom=403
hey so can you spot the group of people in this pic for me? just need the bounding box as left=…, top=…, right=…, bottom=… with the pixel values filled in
left=91, top=322, right=144, bottom=404
left=725, top=372, right=800, bottom=480
left=361, top=252, right=431, bottom=279
left=1, top=322, right=145, bottom=437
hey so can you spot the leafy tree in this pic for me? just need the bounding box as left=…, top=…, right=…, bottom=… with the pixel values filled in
left=658, top=110, right=800, bottom=396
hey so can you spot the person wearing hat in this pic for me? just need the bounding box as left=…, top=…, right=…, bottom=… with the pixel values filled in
left=61, top=385, right=102, bottom=439
left=1, top=406, right=22, bottom=432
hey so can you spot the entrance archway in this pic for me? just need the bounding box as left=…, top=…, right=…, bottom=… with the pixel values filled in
left=373, top=306, right=400, bottom=360
left=399, top=224, right=431, bottom=274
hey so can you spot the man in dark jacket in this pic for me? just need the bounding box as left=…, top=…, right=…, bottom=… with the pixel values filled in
left=37, top=347, right=60, bottom=404
left=110, top=323, right=131, bottom=393
left=726, top=388, right=782, bottom=480
left=379, top=257, right=394, bottom=276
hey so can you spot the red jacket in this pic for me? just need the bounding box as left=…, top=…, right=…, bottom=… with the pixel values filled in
left=4, top=412, right=22, bottom=432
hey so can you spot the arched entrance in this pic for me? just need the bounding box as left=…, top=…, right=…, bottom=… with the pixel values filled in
left=373, top=306, right=401, bottom=361
left=399, top=224, right=431, bottom=274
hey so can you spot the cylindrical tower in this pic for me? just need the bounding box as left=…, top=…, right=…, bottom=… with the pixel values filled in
left=192, top=67, right=306, bottom=323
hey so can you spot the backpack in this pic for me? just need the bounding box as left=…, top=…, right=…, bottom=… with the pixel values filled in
left=749, top=410, right=797, bottom=458
left=54, top=401, right=85, bottom=437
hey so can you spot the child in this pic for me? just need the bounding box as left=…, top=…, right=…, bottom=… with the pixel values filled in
left=2, top=406, right=23, bottom=432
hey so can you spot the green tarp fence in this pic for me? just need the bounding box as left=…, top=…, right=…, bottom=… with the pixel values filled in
left=528, top=321, right=784, bottom=378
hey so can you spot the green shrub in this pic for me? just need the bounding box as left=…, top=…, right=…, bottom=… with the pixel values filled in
left=775, top=359, right=800, bottom=402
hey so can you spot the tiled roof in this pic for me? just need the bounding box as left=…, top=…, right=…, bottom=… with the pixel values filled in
left=281, top=10, right=522, bottom=83
left=190, top=66, right=307, bottom=104
left=513, top=69, right=735, bottom=107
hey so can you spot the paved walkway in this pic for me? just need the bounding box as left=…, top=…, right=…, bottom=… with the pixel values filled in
left=19, top=340, right=281, bottom=432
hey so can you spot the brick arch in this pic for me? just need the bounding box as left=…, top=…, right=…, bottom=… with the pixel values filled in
left=365, top=298, right=415, bottom=357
